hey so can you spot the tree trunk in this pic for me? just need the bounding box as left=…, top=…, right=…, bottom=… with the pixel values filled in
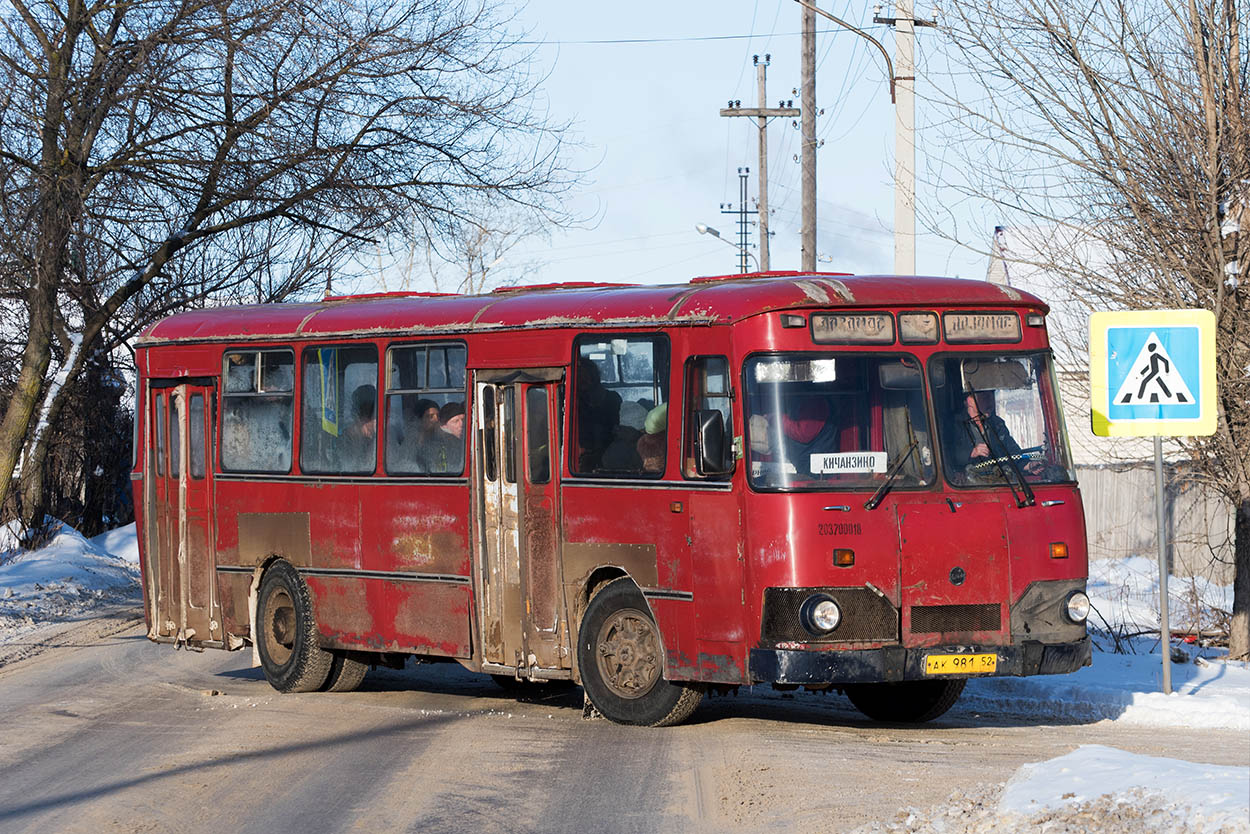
left=0, top=282, right=58, bottom=524
left=1231, top=496, right=1250, bottom=660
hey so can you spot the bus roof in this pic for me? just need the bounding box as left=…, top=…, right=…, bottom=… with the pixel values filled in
left=137, top=272, right=1047, bottom=344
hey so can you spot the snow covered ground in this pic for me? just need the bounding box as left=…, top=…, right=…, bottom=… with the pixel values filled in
left=0, top=520, right=140, bottom=646
left=1, top=523, right=1247, bottom=830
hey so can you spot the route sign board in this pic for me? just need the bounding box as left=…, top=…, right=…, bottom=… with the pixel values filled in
left=1089, top=309, right=1217, bottom=436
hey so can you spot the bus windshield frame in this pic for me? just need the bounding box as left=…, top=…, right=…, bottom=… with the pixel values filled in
left=743, top=351, right=937, bottom=492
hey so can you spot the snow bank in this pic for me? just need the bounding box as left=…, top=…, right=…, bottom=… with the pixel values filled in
left=962, top=646, right=1250, bottom=731
left=1001, top=745, right=1249, bottom=833
left=852, top=747, right=1250, bottom=833
left=0, top=520, right=140, bottom=645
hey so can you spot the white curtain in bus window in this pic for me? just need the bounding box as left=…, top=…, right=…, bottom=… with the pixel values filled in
left=573, top=335, right=669, bottom=477
left=383, top=343, right=466, bottom=475
left=300, top=346, right=378, bottom=475
left=743, top=354, right=935, bottom=490
left=221, top=350, right=294, bottom=473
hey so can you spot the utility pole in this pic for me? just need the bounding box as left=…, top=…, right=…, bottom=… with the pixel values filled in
left=719, top=56, right=799, bottom=272
left=800, top=2, right=817, bottom=271
left=874, top=1, right=937, bottom=276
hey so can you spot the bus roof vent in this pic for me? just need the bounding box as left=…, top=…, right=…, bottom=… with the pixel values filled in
left=689, top=270, right=853, bottom=284
left=322, top=291, right=459, bottom=302
left=491, top=281, right=636, bottom=293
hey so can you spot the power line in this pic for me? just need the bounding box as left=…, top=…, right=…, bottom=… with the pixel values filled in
left=516, top=28, right=856, bottom=46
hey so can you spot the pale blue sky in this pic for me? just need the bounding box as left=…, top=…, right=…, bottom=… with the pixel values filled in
left=392, top=1, right=998, bottom=291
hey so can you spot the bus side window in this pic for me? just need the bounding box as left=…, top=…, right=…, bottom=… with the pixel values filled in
left=221, top=349, right=294, bottom=473
left=572, top=335, right=669, bottom=477
left=684, top=356, right=733, bottom=479
left=383, top=343, right=467, bottom=476
left=300, top=345, right=378, bottom=475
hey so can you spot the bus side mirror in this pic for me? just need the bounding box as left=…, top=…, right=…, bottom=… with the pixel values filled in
left=694, top=410, right=731, bottom=476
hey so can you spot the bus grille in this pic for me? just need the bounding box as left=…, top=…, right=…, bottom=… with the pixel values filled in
left=760, top=587, right=898, bottom=645
left=910, top=604, right=1002, bottom=634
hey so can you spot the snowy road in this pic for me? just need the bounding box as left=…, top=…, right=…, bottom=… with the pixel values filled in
left=0, top=612, right=1246, bottom=834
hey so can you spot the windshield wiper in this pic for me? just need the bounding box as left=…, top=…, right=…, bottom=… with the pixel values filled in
left=864, top=438, right=918, bottom=511
left=973, top=416, right=1036, bottom=508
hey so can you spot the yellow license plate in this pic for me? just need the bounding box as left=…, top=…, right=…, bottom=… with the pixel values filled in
left=924, top=653, right=997, bottom=675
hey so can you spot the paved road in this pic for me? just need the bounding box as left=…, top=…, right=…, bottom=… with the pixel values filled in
left=1, top=611, right=1246, bottom=834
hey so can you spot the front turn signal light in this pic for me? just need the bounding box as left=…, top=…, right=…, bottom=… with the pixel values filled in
left=1050, top=542, right=1069, bottom=559
left=833, top=549, right=855, bottom=567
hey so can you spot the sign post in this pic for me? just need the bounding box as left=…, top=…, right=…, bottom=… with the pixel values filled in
left=1090, top=310, right=1217, bottom=694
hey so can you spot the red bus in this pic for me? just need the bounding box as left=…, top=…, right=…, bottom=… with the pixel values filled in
left=132, top=271, right=1090, bottom=726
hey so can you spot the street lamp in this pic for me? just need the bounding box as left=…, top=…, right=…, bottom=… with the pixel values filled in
left=695, top=223, right=760, bottom=272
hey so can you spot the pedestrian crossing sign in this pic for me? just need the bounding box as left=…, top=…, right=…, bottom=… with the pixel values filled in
left=1090, top=309, right=1216, bottom=436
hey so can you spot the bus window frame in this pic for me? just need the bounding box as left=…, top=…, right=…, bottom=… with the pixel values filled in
left=298, top=342, right=381, bottom=477
left=928, top=347, right=1077, bottom=490
left=569, top=331, right=672, bottom=481
left=381, top=338, right=468, bottom=478
left=682, top=354, right=735, bottom=481
left=218, top=347, right=296, bottom=476
left=740, top=348, right=939, bottom=494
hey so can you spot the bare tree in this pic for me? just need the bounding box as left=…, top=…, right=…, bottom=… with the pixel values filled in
left=923, top=0, right=1249, bottom=656
left=0, top=0, right=573, bottom=528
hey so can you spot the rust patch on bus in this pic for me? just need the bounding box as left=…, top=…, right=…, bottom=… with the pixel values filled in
left=237, top=512, right=311, bottom=567
left=697, top=650, right=746, bottom=684
left=392, top=529, right=465, bottom=574
left=561, top=542, right=658, bottom=590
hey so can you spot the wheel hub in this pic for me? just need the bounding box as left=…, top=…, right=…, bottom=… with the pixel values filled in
left=595, top=608, right=661, bottom=699
left=265, top=588, right=296, bottom=666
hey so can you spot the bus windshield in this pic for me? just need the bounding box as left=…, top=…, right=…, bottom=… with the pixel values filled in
left=745, top=353, right=936, bottom=491
left=930, top=351, right=1075, bottom=487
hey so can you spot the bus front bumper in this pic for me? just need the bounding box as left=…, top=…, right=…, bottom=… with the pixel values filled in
left=749, top=638, right=1091, bottom=685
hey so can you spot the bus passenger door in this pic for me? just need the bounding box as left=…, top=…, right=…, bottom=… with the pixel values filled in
left=474, top=370, right=567, bottom=676
left=146, top=383, right=221, bottom=646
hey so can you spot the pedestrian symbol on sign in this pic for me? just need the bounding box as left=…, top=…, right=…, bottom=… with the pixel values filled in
left=1113, top=333, right=1194, bottom=406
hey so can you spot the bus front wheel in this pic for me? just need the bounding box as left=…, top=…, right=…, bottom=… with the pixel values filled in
left=577, top=578, right=703, bottom=727
left=256, top=561, right=334, bottom=693
left=843, top=679, right=966, bottom=723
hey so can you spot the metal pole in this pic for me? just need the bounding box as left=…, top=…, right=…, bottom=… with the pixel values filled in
left=894, top=0, right=916, bottom=276
left=800, top=2, right=817, bottom=272
left=757, top=59, right=771, bottom=272
left=1154, top=434, right=1172, bottom=694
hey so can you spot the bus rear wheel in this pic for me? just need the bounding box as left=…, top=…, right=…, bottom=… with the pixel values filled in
left=322, top=651, right=368, bottom=693
left=256, top=561, right=333, bottom=693
left=843, top=679, right=966, bottom=723
left=577, top=578, right=702, bottom=727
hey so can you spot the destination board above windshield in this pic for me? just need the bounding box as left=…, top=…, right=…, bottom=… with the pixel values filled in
left=943, top=311, right=1021, bottom=343
left=810, top=312, right=895, bottom=344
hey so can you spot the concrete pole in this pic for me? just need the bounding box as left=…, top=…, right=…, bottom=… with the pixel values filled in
left=757, top=60, right=771, bottom=272
left=1155, top=435, right=1173, bottom=694
left=801, top=3, right=817, bottom=272
left=894, top=0, right=916, bottom=276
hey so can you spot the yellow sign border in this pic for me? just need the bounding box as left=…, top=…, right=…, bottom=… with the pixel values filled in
left=1089, top=309, right=1217, bottom=437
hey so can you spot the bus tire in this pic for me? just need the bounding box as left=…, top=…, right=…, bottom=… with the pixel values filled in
left=255, top=561, right=333, bottom=693
left=843, top=679, right=966, bottom=723
left=322, top=652, right=368, bottom=693
left=577, top=578, right=703, bottom=727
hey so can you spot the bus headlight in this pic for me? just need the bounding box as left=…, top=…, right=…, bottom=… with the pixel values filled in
left=1064, top=591, right=1090, bottom=624
left=800, top=594, right=841, bottom=635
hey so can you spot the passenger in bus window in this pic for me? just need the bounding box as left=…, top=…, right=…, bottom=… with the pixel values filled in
left=437, top=401, right=466, bottom=473
left=779, top=396, right=838, bottom=478
left=950, top=391, right=1042, bottom=476
left=342, top=384, right=377, bottom=469
left=601, top=400, right=646, bottom=471
left=575, top=357, right=621, bottom=472
left=637, top=403, right=667, bottom=473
